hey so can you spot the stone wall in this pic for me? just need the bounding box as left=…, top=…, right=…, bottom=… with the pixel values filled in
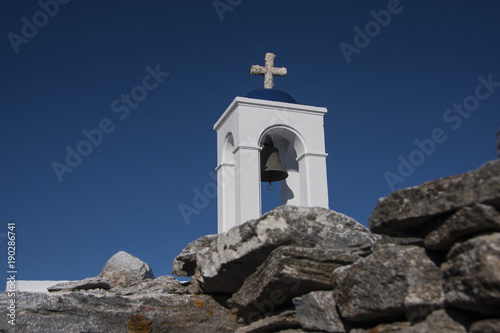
left=1, top=139, right=499, bottom=332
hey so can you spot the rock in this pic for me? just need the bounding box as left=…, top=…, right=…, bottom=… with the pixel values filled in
left=229, top=246, right=364, bottom=322
left=424, top=203, right=500, bottom=250
left=174, top=205, right=378, bottom=294
left=350, top=310, right=467, bottom=333
left=293, top=291, right=345, bottom=333
left=470, top=318, right=500, bottom=333
left=98, top=251, right=155, bottom=288
left=172, top=234, right=217, bottom=277
left=47, top=277, right=111, bottom=292
left=333, top=245, right=444, bottom=322
left=350, top=322, right=411, bottom=333
left=369, top=159, right=500, bottom=236
left=234, top=309, right=300, bottom=333
left=442, top=232, right=500, bottom=315
left=0, top=291, right=241, bottom=333
left=110, top=275, right=198, bottom=295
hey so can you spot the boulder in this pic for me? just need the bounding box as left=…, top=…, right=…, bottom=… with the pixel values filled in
left=442, top=232, right=500, bottom=315
left=293, top=291, right=345, bottom=333
left=98, top=251, right=154, bottom=288
left=47, top=277, right=111, bottom=292
left=234, top=309, right=300, bottom=333
left=470, top=318, right=500, bottom=333
left=173, top=205, right=378, bottom=294
left=0, top=291, right=241, bottom=333
left=424, top=203, right=500, bottom=250
left=172, top=234, right=217, bottom=277
left=229, top=246, right=364, bottom=321
left=333, top=245, right=444, bottom=322
left=369, top=159, right=500, bottom=236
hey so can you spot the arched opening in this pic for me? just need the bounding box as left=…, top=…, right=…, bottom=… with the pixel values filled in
left=258, top=126, right=306, bottom=214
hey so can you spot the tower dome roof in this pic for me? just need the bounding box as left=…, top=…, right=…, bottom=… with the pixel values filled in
left=246, top=88, right=297, bottom=104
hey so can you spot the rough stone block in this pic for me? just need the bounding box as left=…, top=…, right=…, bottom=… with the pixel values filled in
left=174, top=206, right=378, bottom=294
left=333, top=245, right=443, bottom=322
left=443, top=232, right=500, bottom=315
left=98, top=251, right=154, bottom=288
left=229, top=246, right=364, bottom=322
left=293, top=291, right=345, bottom=333
left=369, top=159, right=500, bottom=236
left=424, top=203, right=500, bottom=250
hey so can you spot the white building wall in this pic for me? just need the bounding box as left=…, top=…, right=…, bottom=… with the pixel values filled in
left=214, top=97, right=329, bottom=233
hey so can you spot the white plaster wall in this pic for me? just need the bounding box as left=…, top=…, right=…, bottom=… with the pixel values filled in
left=214, top=97, right=329, bottom=233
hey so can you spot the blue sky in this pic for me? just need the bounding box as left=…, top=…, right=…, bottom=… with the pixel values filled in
left=1, top=0, right=499, bottom=283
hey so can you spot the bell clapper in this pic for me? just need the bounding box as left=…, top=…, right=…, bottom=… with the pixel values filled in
left=267, top=182, right=274, bottom=191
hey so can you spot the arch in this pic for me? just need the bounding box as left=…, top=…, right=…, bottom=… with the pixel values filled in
left=258, top=125, right=307, bottom=208
left=222, top=132, right=235, bottom=164
left=258, top=125, right=307, bottom=158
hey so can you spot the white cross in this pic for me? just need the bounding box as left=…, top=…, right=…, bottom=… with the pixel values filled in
left=251, top=53, right=287, bottom=89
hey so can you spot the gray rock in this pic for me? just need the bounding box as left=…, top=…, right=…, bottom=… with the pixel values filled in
left=172, top=234, right=217, bottom=277
left=47, top=277, right=111, bottom=292
left=350, top=310, right=467, bottom=333
left=293, top=291, right=345, bottom=333
left=442, top=232, right=500, bottom=315
left=369, top=159, right=500, bottom=236
left=402, top=309, right=467, bottom=333
left=229, top=246, right=364, bottom=321
left=424, top=203, right=500, bottom=250
left=235, top=309, right=300, bottom=333
left=350, top=322, right=411, bottom=333
left=98, top=251, right=154, bottom=288
left=333, top=245, right=444, bottom=322
left=470, top=318, right=500, bottom=333
left=0, top=291, right=241, bottom=333
left=174, top=205, right=378, bottom=294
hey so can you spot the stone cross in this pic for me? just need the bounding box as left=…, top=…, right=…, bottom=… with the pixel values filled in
left=251, top=53, right=287, bottom=89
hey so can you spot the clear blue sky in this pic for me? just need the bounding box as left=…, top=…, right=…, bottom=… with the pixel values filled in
left=1, top=1, right=499, bottom=282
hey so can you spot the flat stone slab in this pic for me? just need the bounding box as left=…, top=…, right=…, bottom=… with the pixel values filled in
left=235, top=310, right=300, bottom=333
left=424, top=203, right=500, bottom=250
left=229, top=246, right=364, bottom=321
left=0, top=291, right=241, bottom=332
left=174, top=205, right=378, bottom=294
left=47, top=277, right=111, bottom=292
left=369, top=159, right=500, bottom=236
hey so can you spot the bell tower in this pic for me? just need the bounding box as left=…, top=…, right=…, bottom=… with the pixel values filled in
left=214, top=53, right=329, bottom=233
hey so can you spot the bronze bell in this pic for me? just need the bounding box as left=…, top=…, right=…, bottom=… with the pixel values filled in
left=260, top=135, right=288, bottom=184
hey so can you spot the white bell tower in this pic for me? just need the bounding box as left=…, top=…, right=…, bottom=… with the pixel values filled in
left=213, top=53, right=329, bottom=233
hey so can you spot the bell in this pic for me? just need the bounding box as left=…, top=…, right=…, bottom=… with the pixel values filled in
left=260, top=135, right=288, bottom=184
